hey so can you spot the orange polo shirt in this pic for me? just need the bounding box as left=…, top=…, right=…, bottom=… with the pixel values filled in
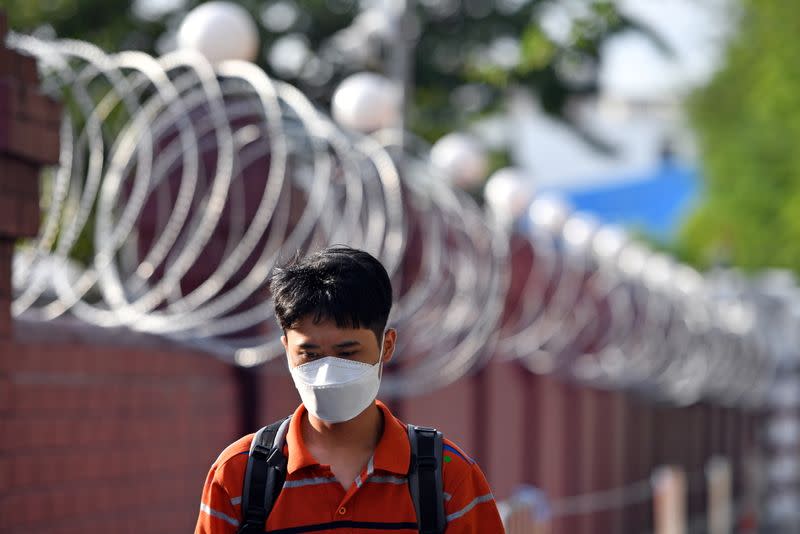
left=195, top=400, right=503, bottom=533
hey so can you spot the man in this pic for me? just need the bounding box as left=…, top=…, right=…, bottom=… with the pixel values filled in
left=195, top=246, right=504, bottom=533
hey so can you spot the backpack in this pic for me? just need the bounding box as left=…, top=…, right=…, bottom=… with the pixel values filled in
left=236, top=416, right=446, bottom=534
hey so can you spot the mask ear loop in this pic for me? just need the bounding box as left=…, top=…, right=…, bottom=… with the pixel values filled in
left=377, top=333, right=386, bottom=380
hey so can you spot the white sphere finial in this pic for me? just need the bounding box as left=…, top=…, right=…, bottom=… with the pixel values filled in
left=591, top=225, right=629, bottom=262
left=331, top=72, right=401, bottom=133
left=430, top=133, right=488, bottom=189
left=562, top=213, right=600, bottom=253
left=483, top=167, right=535, bottom=221
left=177, top=2, right=260, bottom=64
left=527, top=193, right=572, bottom=233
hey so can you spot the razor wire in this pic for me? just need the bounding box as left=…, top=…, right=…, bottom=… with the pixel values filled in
left=6, top=34, right=781, bottom=405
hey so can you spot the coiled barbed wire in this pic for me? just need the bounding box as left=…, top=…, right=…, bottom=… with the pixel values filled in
left=7, top=34, right=778, bottom=405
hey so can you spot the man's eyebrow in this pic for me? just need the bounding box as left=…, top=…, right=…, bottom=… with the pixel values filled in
left=333, top=340, right=361, bottom=349
left=295, top=341, right=361, bottom=349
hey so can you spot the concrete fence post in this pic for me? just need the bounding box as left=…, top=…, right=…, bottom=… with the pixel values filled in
left=707, top=456, right=733, bottom=534
left=652, top=465, right=687, bottom=534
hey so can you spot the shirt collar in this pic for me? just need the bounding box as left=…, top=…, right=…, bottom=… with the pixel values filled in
left=285, top=402, right=318, bottom=474
left=285, top=400, right=410, bottom=476
left=372, top=400, right=411, bottom=475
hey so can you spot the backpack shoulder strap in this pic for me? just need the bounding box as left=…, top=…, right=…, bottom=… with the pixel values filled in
left=237, top=416, right=292, bottom=534
left=407, top=424, right=446, bottom=534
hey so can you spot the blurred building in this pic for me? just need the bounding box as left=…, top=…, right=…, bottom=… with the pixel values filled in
left=508, top=92, right=698, bottom=239
left=502, top=0, right=732, bottom=238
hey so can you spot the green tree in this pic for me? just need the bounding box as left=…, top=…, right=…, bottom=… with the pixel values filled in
left=4, top=0, right=167, bottom=53
left=5, top=0, right=666, bottom=142
left=678, top=1, right=800, bottom=274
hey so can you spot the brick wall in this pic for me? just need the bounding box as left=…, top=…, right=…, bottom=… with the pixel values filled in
left=0, top=322, right=240, bottom=533
left=0, top=11, right=53, bottom=343
left=0, top=14, right=240, bottom=533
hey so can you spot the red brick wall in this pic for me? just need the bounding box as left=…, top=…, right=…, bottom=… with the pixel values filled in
left=0, top=329, right=761, bottom=533
left=0, top=10, right=54, bottom=343
left=0, top=323, right=239, bottom=533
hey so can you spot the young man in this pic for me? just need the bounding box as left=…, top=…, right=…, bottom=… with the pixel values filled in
left=195, top=246, right=504, bottom=533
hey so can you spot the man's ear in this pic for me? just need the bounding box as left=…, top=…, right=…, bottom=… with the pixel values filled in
left=381, top=328, right=397, bottom=364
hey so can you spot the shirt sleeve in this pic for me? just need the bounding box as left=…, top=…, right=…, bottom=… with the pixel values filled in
left=444, top=463, right=505, bottom=533
left=195, top=464, right=242, bottom=534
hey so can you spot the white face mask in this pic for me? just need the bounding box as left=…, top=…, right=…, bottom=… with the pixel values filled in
left=290, top=346, right=384, bottom=424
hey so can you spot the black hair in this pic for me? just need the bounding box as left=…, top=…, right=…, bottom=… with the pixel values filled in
left=270, top=246, right=393, bottom=341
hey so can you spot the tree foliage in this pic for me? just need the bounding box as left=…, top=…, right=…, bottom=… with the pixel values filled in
left=4, top=0, right=167, bottom=52
left=678, top=1, right=800, bottom=274
left=5, top=0, right=665, bottom=141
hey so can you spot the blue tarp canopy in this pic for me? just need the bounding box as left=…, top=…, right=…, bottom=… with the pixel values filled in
left=551, top=161, right=699, bottom=239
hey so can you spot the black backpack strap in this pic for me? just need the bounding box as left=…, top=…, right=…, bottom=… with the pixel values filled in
left=407, top=425, right=446, bottom=534
left=237, top=417, right=292, bottom=534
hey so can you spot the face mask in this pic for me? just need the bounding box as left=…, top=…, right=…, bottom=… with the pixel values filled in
left=290, top=344, right=384, bottom=424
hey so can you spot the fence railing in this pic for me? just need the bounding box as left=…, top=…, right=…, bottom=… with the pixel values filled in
left=499, top=457, right=759, bottom=534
